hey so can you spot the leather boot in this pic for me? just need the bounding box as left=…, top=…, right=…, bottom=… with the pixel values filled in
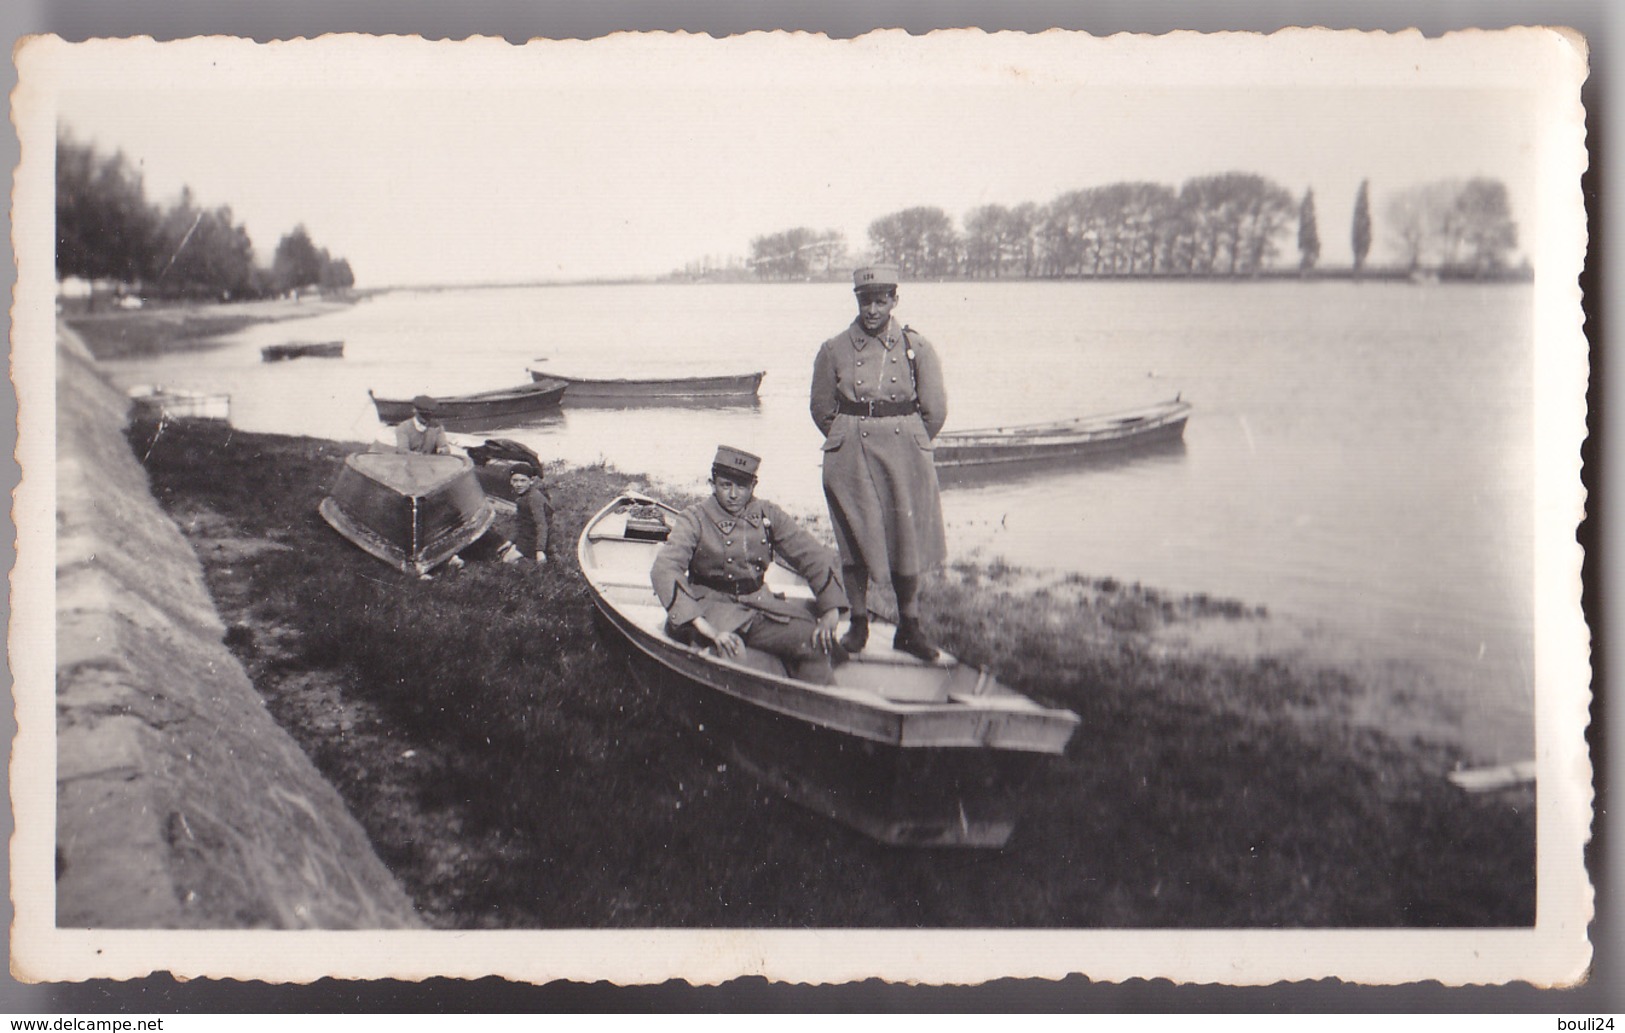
left=839, top=616, right=869, bottom=654
left=893, top=617, right=939, bottom=662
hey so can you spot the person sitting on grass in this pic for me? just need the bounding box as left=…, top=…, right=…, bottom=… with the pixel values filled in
left=650, top=445, right=850, bottom=684
left=497, top=462, right=553, bottom=566
left=394, top=396, right=450, bottom=455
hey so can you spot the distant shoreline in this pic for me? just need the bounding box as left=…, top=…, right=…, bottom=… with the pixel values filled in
left=366, top=265, right=1535, bottom=293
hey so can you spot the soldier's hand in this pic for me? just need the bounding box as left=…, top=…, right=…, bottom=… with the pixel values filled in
left=814, top=608, right=841, bottom=652
left=714, top=631, right=744, bottom=658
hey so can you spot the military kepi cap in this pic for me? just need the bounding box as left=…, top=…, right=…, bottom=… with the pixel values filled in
left=712, top=444, right=761, bottom=482
left=852, top=264, right=900, bottom=292
left=411, top=394, right=438, bottom=413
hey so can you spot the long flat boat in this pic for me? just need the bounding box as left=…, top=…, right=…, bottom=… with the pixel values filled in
left=262, top=340, right=344, bottom=362
left=369, top=378, right=568, bottom=423
left=579, top=490, right=1080, bottom=848
left=318, top=452, right=495, bottom=574
left=933, top=397, right=1192, bottom=468
left=527, top=368, right=764, bottom=402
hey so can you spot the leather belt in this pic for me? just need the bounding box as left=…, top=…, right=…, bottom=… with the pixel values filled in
left=836, top=397, right=919, bottom=418
left=690, top=572, right=764, bottom=596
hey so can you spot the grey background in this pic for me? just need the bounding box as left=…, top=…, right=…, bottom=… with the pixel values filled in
left=2, top=0, right=1616, bottom=1014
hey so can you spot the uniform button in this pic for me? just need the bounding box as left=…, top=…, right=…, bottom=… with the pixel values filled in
left=856, top=360, right=863, bottom=366
left=894, top=426, right=901, bottom=434
left=891, top=377, right=898, bottom=382
left=862, top=431, right=869, bottom=438
left=726, top=540, right=732, bottom=546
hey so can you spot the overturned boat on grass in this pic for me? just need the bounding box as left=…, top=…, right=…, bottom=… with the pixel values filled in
left=578, top=489, right=1080, bottom=848
left=319, top=452, right=495, bottom=575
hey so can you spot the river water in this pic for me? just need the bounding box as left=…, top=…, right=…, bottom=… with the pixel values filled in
left=101, top=280, right=1537, bottom=761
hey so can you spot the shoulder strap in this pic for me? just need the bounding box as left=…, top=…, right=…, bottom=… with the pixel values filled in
left=901, top=325, right=922, bottom=394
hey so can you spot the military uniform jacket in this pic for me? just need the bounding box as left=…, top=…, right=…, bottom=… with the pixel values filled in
left=650, top=495, right=848, bottom=637
left=810, top=316, right=948, bottom=577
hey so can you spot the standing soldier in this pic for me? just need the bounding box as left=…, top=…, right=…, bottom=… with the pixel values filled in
left=810, top=264, right=948, bottom=661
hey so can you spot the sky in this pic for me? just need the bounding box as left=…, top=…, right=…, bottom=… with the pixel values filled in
left=26, top=30, right=1572, bottom=288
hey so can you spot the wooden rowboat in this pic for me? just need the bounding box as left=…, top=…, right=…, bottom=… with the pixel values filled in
left=369, top=379, right=568, bottom=424
left=579, top=490, right=1080, bottom=848
left=933, top=397, right=1193, bottom=468
left=262, top=340, right=344, bottom=362
left=527, top=368, right=764, bottom=402
left=318, top=452, right=495, bottom=574
left=127, top=384, right=230, bottom=422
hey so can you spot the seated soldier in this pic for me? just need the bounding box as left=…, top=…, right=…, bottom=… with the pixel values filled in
left=650, top=445, right=849, bottom=684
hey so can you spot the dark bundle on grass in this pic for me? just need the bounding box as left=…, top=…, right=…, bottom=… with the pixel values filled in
left=133, top=420, right=1534, bottom=929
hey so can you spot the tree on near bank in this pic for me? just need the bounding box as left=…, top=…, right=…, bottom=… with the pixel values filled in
left=57, top=131, right=358, bottom=301
left=148, top=187, right=258, bottom=301
left=56, top=132, right=159, bottom=287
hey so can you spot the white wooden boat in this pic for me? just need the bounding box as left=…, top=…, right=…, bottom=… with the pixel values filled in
left=934, top=397, right=1192, bottom=468
left=319, top=452, right=495, bottom=575
left=578, top=489, right=1080, bottom=847
left=126, top=384, right=230, bottom=422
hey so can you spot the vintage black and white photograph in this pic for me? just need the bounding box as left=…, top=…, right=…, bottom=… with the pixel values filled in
left=10, top=27, right=1592, bottom=986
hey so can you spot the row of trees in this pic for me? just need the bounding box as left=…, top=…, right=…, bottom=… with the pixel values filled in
left=57, top=132, right=354, bottom=302
left=742, top=172, right=1520, bottom=282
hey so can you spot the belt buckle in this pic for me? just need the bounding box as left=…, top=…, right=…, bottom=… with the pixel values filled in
left=865, top=399, right=878, bottom=417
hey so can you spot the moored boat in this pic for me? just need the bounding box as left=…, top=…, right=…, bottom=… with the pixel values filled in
left=527, top=369, right=764, bottom=402
left=933, top=397, right=1193, bottom=468
left=262, top=341, right=345, bottom=362
left=369, top=379, right=568, bottom=424
left=127, top=384, right=231, bottom=422
left=579, top=489, right=1080, bottom=848
left=318, top=452, right=495, bottom=574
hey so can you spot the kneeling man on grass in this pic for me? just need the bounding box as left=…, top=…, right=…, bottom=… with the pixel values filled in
left=650, top=445, right=850, bottom=684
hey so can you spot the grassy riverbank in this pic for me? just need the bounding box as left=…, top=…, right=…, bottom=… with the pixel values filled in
left=66, top=297, right=355, bottom=361
left=132, top=417, right=1533, bottom=929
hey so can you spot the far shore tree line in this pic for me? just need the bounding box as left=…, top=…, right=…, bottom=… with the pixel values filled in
left=56, top=131, right=355, bottom=306
left=713, top=172, right=1526, bottom=285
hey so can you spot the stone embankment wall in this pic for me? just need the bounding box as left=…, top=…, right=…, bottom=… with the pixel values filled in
left=53, top=328, right=422, bottom=928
